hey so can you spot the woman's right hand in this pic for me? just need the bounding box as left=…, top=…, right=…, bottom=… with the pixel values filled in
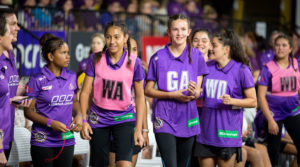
left=172, top=89, right=194, bottom=102
left=50, top=120, right=69, bottom=133
left=80, top=122, right=93, bottom=140
left=0, top=152, right=7, bottom=165
left=268, top=119, right=279, bottom=135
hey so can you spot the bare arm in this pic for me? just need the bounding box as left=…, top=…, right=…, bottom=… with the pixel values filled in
left=258, top=85, right=279, bottom=135
left=79, top=75, right=94, bottom=140
left=79, top=75, right=93, bottom=119
left=134, top=80, right=145, bottom=147
left=24, top=99, right=69, bottom=132
left=258, top=85, right=273, bottom=123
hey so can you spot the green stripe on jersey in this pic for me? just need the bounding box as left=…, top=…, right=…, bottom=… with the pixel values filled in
left=114, top=113, right=134, bottom=121
left=218, top=130, right=239, bottom=138
left=188, top=117, right=199, bottom=127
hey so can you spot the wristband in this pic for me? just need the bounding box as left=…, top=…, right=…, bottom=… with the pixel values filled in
left=142, top=129, right=149, bottom=133
left=82, top=119, right=87, bottom=123
left=47, top=119, right=52, bottom=128
left=0, top=148, right=4, bottom=154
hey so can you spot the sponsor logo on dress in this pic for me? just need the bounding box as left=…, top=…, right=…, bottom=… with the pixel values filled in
left=3, top=66, right=7, bottom=70
left=0, top=129, right=3, bottom=140
left=89, top=111, right=99, bottom=124
left=188, top=117, right=199, bottom=128
left=113, top=113, right=134, bottom=121
left=0, top=75, right=4, bottom=80
left=62, top=131, right=74, bottom=140
left=218, top=130, right=239, bottom=138
left=42, top=85, right=52, bottom=90
left=154, top=117, right=163, bottom=129
left=35, top=131, right=47, bottom=142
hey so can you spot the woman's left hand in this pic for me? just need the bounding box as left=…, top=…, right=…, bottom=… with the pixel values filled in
left=70, top=115, right=82, bottom=132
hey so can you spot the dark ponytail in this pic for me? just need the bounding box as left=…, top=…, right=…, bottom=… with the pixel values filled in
left=168, top=14, right=192, bottom=64
left=126, top=35, right=132, bottom=65
left=214, top=30, right=251, bottom=67
left=274, top=34, right=296, bottom=71
left=186, top=36, right=192, bottom=63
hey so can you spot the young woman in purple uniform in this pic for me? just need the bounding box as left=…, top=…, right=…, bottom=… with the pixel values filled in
left=145, top=14, right=209, bottom=167
left=258, top=34, right=300, bottom=167
left=24, top=36, right=82, bottom=167
left=196, top=30, right=257, bottom=167
left=0, top=13, right=14, bottom=166
left=80, top=22, right=145, bottom=167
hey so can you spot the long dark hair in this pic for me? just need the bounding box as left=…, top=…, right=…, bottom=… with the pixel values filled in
left=274, top=34, right=296, bottom=71
left=167, top=14, right=192, bottom=63
left=94, top=21, right=131, bottom=65
left=214, top=30, right=251, bottom=67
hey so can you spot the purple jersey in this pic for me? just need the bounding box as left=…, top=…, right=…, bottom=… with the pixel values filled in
left=0, top=62, right=11, bottom=149
left=198, top=60, right=254, bottom=147
left=147, top=44, right=209, bottom=137
left=0, top=51, right=19, bottom=144
left=167, top=1, right=185, bottom=15
left=85, top=49, right=145, bottom=128
left=25, top=66, right=77, bottom=147
left=257, top=60, right=300, bottom=121
left=259, top=49, right=275, bottom=68
left=294, top=47, right=300, bottom=59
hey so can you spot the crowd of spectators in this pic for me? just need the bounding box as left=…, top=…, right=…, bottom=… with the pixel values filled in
left=5, top=0, right=224, bottom=38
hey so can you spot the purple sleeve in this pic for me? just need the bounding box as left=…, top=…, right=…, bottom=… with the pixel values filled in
left=84, top=57, right=95, bottom=77
left=257, top=65, right=271, bottom=87
left=197, top=52, right=209, bottom=76
left=25, top=77, right=40, bottom=97
left=297, top=59, right=300, bottom=70
left=240, top=65, right=255, bottom=89
left=133, top=57, right=145, bottom=81
left=146, top=54, right=158, bottom=81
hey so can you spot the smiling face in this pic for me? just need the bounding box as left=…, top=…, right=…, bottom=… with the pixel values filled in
left=0, top=25, right=13, bottom=51
left=5, top=14, right=19, bottom=42
left=49, top=42, right=70, bottom=68
left=209, top=37, right=229, bottom=61
left=105, top=26, right=128, bottom=56
left=274, top=37, right=292, bottom=59
left=167, top=19, right=191, bottom=46
left=192, top=31, right=212, bottom=56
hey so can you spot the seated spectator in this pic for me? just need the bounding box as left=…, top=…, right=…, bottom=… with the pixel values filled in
left=54, top=0, right=78, bottom=31
left=18, top=0, right=38, bottom=30
left=201, top=4, right=218, bottom=33
left=167, top=0, right=186, bottom=15
left=183, top=0, right=203, bottom=29
left=33, top=0, right=52, bottom=29
left=80, top=0, right=101, bottom=31
left=99, top=0, right=123, bottom=29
